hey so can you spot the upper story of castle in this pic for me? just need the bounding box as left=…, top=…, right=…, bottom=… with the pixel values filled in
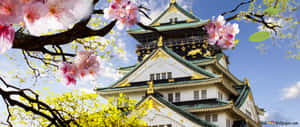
left=127, top=0, right=222, bottom=62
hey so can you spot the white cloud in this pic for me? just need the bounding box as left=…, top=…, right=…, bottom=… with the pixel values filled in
left=260, top=111, right=291, bottom=121
left=260, top=112, right=270, bottom=121
left=281, top=82, right=300, bottom=100
left=99, top=59, right=123, bottom=81
left=113, top=39, right=133, bottom=63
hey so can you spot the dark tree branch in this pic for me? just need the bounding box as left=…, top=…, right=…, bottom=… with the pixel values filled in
left=3, top=99, right=13, bottom=127
left=22, top=50, right=40, bottom=84
left=221, top=0, right=254, bottom=16
left=0, top=76, right=81, bottom=127
left=25, top=51, right=59, bottom=68
left=12, top=17, right=116, bottom=52
left=93, top=9, right=104, bottom=14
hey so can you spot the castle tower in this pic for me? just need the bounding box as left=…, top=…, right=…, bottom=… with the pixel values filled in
left=97, top=1, right=263, bottom=126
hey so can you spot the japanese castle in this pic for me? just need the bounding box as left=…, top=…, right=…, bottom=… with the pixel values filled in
left=97, top=0, right=264, bottom=126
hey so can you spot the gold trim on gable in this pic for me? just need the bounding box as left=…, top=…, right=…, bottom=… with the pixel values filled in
left=151, top=50, right=169, bottom=61
left=190, top=72, right=206, bottom=80
left=116, top=79, right=130, bottom=87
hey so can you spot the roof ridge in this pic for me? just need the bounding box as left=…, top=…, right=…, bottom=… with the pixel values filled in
left=162, top=46, right=218, bottom=77
left=149, top=1, right=200, bottom=26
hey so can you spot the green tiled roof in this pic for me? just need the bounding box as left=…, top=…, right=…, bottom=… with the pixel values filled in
left=149, top=2, right=200, bottom=26
left=96, top=78, right=219, bottom=91
left=119, top=56, right=216, bottom=71
left=97, top=46, right=217, bottom=90
left=137, top=94, right=217, bottom=127
left=128, top=20, right=208, bottom=33
left=233, top=85, right=250, bottom=108
left=119, top=64, right=136, bottom=70
left=178, top=99, right=230, bottom=110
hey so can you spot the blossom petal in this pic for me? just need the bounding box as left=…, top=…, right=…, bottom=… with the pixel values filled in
left=0, top=25, right=15, bottom=54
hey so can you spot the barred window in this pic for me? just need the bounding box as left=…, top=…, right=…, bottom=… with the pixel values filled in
left=175, top=92, right=180, bottom=102
left=226, top=119, right=231, bottom=127
left=205, top=114, right=211, bottom=122
left=162, top=72, right=167, bottom=79
left=167, top=72, right=172, bottom=79
left=156, top=73, right=161, bottom=80
left=218, top=91, right=223, bottom=100
left=168, top=93, right=173, bottom=102
left=150, top=74, right=155, bottom=80
left=201, top=89, right=207, bottom=99
left=194, top=90, right=199, bottom=100
left=212, top=114, right=218, bottom=122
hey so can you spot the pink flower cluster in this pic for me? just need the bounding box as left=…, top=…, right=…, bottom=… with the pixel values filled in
left=0, top=25, right=14, bottom=53
left=205, top=15, right=240, bottom=49
left=0, top=0, right=92, bottom=53
left=59, top=51, right=101, bottom=86
left=104, top=0, right=138, bottom=29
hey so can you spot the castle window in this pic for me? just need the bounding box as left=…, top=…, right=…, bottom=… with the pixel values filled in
left=205, top=114, right=211, bottom=122
left=167, top=124, right=171, bottom=127
left=201, top=89, right=207, bottom=99
left=218, top=91, right=223, bottom=100
left=156, top=73, right=161, bottom=80
left=194, top=90, right=199, bottom=100
left=168, top=93, right=173, bottom=102
left=175, top=92, right=180, bottom=102
left=226, top=119, right=231, bottom=127
left=212, top=114, right=218, bottom=122
left=167, top=72, right=172, bottom=79
left=169, top=18, right=173, bottom=23
left=246, top=109, right=252, bottom=117
left=150, top=74, right=155, bottom=80
left=162, top=72, right=167, bottom=79
left=174, top=17, right=178, bottom=22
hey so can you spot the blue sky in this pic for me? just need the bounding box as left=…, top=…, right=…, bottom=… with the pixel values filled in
left=0, top=0, right=299, bottom=126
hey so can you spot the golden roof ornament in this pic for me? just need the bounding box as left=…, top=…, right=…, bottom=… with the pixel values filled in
left=190, top=9, right=193, bottom=14
left=147, top=81, right=154, bottom=94
left=244, top=77, right=250, bottom=87
left=171, top=0, right=176, bottom=4
left=157, top=36, right=163, bottom=47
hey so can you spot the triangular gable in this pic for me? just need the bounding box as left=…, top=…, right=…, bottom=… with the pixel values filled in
left=137, top=94, right=216, bottom=127
left=150, top=2, right=199, bottom=26
left=111, top=46, right=217, bottom=88
left=234, top=85, right=260, bottom=122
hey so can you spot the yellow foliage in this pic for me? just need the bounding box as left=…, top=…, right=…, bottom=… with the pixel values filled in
left=10, top=90, right=150, bottom=127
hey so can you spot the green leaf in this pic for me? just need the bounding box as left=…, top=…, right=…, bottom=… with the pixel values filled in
left=249, top=31, right=270, bottom=42
left=263, top=7, right=280, bottom=15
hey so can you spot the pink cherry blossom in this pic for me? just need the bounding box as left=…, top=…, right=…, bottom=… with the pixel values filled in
left=59, top=51, right=101, bottom=86
left=59, top=62, right=79, bottom=86
left=0, top=0, right=24, bottom=25
left=205, top=15, right=239, bottom=49
left=104, top=0, right=139, bottom=29
left=26, top=0, right=92, bottom=36
left=24, top=2, right=48, bottom=24
left=75, top=50, right=101, bottom=80
left=0, top=25, right=15, bottom=53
